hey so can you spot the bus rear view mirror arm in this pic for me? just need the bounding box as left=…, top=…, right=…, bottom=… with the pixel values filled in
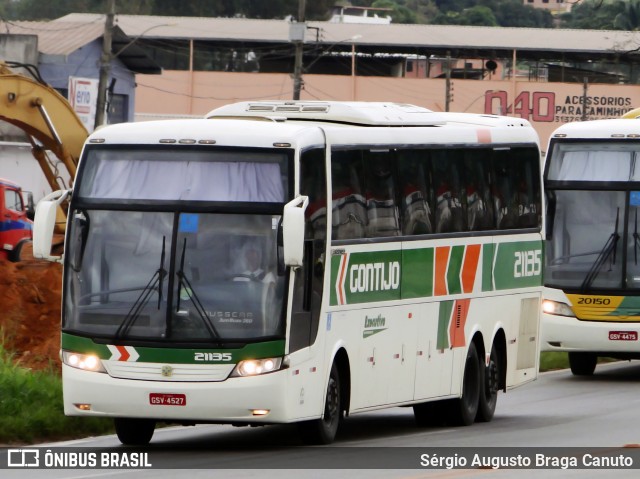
left=282, top=195, right=309, bottom=268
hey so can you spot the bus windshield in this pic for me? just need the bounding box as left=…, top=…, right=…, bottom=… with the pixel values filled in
left=64, top=145, right=291, bottom=344
left=64, top=210, right=285, bottom=342
left=545, top=141, right=640, bottom=291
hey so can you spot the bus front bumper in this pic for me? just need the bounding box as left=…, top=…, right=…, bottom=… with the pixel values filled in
left=541, top=313, right=640, bottom=353
left=62, top=364, right=293, bottom=424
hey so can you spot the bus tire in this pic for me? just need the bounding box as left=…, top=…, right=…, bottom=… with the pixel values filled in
left=568, top=352, right=597, bottom=376
left=447, top=341, right=481, bottom=426
left=476, top=346, right=499, bottom=422
left=298, top=362, right=342, bottom=445
left=114, top=418, right=156, bottom=445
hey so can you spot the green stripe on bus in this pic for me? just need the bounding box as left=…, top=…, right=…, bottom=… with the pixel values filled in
left=493, top=241, right=543, bottom=290
left=482, top=243, right=494, bottom=292
left=437, top=301, right=453, bottom=350
left=61, top=333, right=286, bottom=363
left=401, top=247, right=434, bottom=299
left=447, top=245, right=465, bottom=295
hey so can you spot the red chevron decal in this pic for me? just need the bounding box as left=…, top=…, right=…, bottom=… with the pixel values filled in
left=116, top=345, right=130, bottom=362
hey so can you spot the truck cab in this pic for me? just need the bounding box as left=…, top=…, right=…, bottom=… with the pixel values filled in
left=0, top=177, right=33, bottom=261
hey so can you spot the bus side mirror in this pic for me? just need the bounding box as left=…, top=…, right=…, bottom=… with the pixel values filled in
left=282, top=195, right=309, bottom=268
left=33, top=190, right=70, bottom=262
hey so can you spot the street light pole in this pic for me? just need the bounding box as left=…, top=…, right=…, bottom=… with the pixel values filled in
left=292, top=0, right=306, bottom=100
left=95, top=0, right=115, bottom=129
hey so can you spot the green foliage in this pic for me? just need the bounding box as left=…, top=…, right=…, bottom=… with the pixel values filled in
left=372, top=0, right=417, bottom=23
left=613, top=0, right=640, bottom=30
left=558, top=0, right=624, bottom=30
left=0, top=0, right=630, bottom=29
left=539, top=352, right=569, bottom=372
left=0, top=344, right=113, bottom=444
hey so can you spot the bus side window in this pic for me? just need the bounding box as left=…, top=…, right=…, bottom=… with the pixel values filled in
left=398, top=149, right=432, bottom=235
left=516, top=151, right=542, bottom=229
left=433, top=151, right=465, bottom=233
left=364, top=150, right=400, bottom=238
left=464, top=150, right=495, bottom=231
left=300, top=148, right=327, bottom=240
left=493, top=152, right=519, bottom=230
left=331, top=150, right=367, bottom=240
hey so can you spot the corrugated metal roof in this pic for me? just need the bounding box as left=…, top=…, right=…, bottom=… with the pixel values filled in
left=2, top=20, right=104, bottom=56
left=1, top=19, right=161, bottom=74
left=54, top=13, right=640, bottom=61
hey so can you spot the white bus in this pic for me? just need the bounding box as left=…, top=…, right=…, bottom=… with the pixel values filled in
left=542, top=118, right=640, bottom=375
left=34, top=101, right=544, bottom=445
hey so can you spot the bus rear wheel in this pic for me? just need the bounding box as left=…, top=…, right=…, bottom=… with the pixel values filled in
left=114, top=418, right=156, bottom=445
left=447, top=341, right=481, bottom=426
left=476, top=346, right=499, bottom=422
left=568, top=352, right=597, bottom=376
left=298, top=362, right=342, bottom=445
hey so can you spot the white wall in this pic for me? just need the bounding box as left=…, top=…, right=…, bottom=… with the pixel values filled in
left=0, top=142, right=70, bottom=202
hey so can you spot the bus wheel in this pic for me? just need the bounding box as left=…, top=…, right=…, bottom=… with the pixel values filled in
left=114, top=418, right=156, bottom=445
left=298, top=362, right=342, bottom=444
left=447, top=341, right=481, bottom=426
left=476, top=347, right=499, bottom=422
left=569, top=352, right=597, bottom=376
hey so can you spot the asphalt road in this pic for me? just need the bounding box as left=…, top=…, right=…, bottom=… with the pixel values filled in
left=5, top=361, right=640, bottom=478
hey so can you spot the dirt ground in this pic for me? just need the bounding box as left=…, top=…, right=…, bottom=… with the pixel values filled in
left=0, top=255, right=62, bottom=372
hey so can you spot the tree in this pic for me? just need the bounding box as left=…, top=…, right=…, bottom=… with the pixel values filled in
left=613, top=0, right=640, bottom=30
left=558, top=0, right=623, bottom=30
left=372, top=0, right=418, bottom=24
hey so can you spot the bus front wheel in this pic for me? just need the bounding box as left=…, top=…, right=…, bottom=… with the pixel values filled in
left=568, top=352, right=597, bottom=376
left=114, top=418, right=156, bottom=445
left=298, top=362, right=342, bottom=444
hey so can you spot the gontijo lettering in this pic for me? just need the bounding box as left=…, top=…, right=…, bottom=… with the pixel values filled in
left=350, top=261, right=400, bottom=293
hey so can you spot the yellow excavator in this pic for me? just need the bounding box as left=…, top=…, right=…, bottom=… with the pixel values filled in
left=0, top=61, right=88, bottom=236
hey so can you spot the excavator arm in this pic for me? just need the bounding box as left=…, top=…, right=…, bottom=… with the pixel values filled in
left=0, top=61, right=89, bottom=231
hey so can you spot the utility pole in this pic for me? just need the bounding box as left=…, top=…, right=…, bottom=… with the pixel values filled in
left=581, top=77, right=589, bottom=121
left=95, top=0, right=115, bottom=129
left=445, top=52, right=452, bottom=112
left=292, top=0, right=306, bottom=100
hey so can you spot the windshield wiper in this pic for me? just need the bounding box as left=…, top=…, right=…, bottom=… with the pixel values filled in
left=581, top=208, right=620, bottom=292
left=115, top=236, right=167, bottom=339
left=175, top=237, right=220, bottom=340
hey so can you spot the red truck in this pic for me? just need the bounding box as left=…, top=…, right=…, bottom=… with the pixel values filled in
left=0, top=177, right=33, bottom=261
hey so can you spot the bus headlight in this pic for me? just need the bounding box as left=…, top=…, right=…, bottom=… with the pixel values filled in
left=231, top=357, right=284, bottom=377
left=61, top=351, right=106, bottom=372
left=542, top=299, right=575, bottom=317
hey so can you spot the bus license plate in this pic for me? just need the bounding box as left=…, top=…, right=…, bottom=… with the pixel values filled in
left=608, top=331, right=638, bottom=341
left=149, top=393, right=186, bottom=406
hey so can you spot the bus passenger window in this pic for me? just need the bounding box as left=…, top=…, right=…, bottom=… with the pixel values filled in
left=398, top=151, right=432, bottom=235
left=493, top=154, right=519, bottom=230
left=301, top=148, right=327, bottom=240
left=433, top=153, right=465, bottom=233
left=463, top=152, right=494, bottom=231
left=515, top=153, right=541, bottom=229
left=364, top=152, right=400, bottom=238
left=331, top=151, right=366, bottom=240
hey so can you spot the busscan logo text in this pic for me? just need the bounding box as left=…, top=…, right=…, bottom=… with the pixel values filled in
left=7, top=449, right=152, bottom=469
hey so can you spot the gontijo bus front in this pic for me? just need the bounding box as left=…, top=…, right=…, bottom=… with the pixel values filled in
left=542, top=118, right=640, bottom=375
left=34, top=101, right=544, bottom=445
